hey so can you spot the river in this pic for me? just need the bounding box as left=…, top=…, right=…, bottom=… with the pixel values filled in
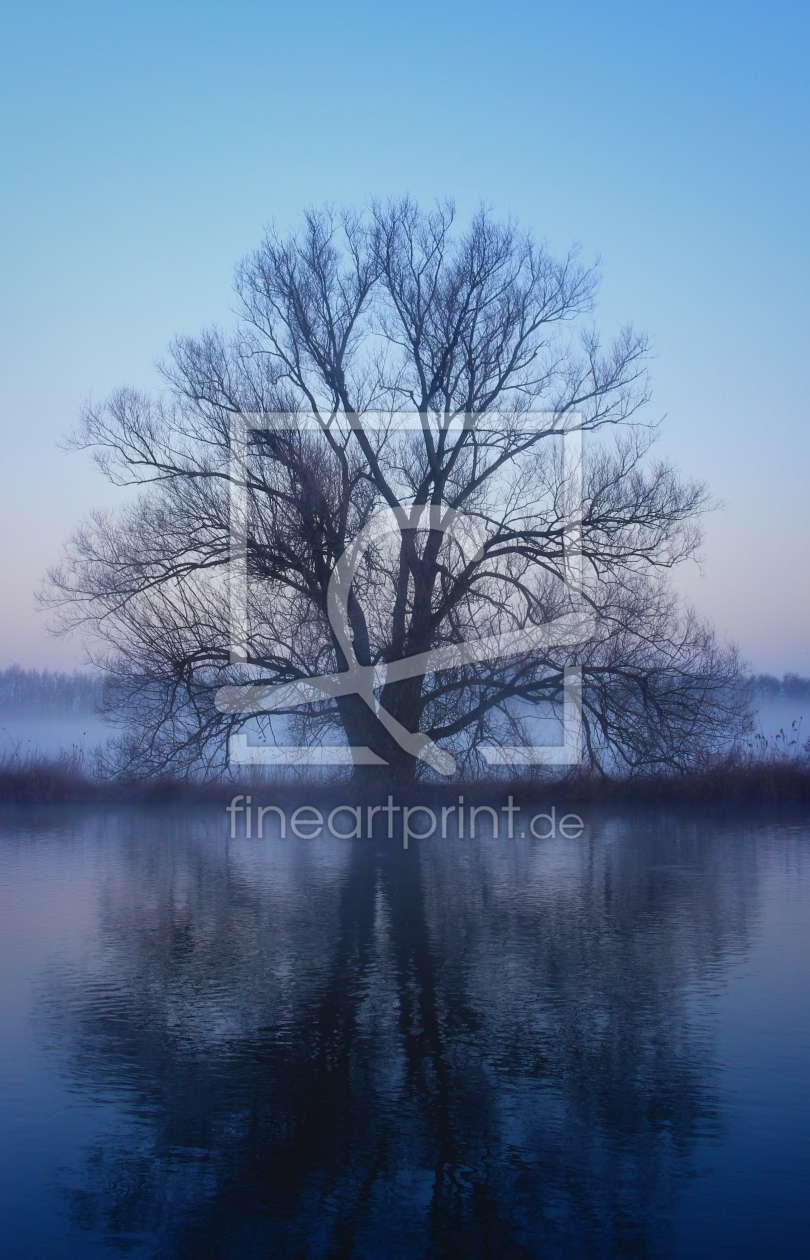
left=0, top=801, right=808, bottom=1257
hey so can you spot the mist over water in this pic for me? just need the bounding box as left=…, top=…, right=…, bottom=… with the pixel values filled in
left=1, top=666, right=807, bottom=785
left=0, top=712, right=111, bottom=758
left=0, top=669, right=112, bottom=760
left=1, top=805, right=808, bottom=1258
left=751, top=696, right=808, bottom=747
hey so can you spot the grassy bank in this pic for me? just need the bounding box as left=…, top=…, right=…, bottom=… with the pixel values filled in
left=2, top=744, right=810, bottom=807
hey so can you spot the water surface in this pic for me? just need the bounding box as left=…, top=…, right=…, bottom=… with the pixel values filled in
left=0, top=803, right=808, bottom=1257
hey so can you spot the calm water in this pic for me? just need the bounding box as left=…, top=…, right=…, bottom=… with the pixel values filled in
left=0, top=803, right=808, bottom=1258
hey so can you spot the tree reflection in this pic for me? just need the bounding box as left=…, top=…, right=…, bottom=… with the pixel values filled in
left=40, top=807, right=760, bottom=1258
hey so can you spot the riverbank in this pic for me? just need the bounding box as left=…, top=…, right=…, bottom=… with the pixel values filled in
left=2, top=744, right=809, bottom=806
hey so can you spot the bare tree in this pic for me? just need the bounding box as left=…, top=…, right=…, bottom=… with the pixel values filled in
left=46, top=200, right=748, bottom=780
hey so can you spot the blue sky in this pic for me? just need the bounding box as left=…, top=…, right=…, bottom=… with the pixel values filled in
left=1, top=0, right=808, bottom=671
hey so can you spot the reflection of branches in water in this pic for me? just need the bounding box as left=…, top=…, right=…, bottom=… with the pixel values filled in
left=38, top=809, right=759, bottom=1258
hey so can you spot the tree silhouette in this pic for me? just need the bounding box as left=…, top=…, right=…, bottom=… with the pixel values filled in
left=47, top=201, right=747, bottom=779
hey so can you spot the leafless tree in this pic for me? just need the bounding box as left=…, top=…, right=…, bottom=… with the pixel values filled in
left=46, top=200, right=748, bottom=780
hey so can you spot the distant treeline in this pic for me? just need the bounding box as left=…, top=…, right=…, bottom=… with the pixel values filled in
left=0, top=666, right=106, bottom=713
left=749, top=673, right=810, bottom=699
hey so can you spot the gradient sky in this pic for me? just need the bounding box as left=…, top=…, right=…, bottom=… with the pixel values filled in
left=1, top=0, right=808, bottom=672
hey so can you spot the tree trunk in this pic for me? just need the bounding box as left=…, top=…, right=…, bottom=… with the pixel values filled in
left=335, top=692, right=420, bottom=787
